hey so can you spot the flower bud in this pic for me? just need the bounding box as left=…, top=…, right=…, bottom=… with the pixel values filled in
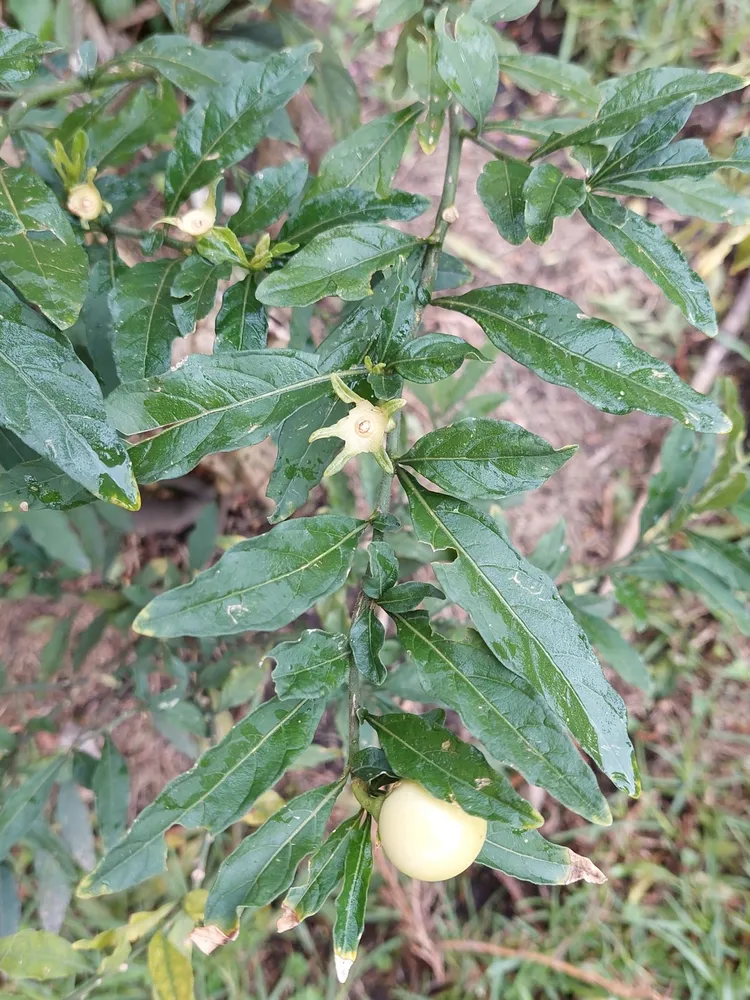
left=67, top=181, right=105, bottom=222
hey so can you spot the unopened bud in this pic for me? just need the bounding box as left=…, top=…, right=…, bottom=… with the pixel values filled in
left=67, top=182, right=104, bottom=222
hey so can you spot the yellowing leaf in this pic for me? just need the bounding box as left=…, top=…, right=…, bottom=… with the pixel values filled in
left=148, top=932, right=195, bottom=1000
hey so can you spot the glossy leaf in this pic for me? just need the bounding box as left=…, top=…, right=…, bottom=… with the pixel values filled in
left=631, top=177, right=750, bottom=226
left=581, top=194, right=717, bottom=335
left=389, top=334, right=486, bottom=383
left=350, top=604, right=387, bottom=685
left=0, top=318, right=140, bottom=508
left=0, top=930, right=89, bottom=980
left=148, top=932, right=194, bottom=1000
left=256, top=224, right=419, bottom=307
left=110, top=259, right=183, bottom=382
left=333, top=815, right=373, bottom=985
left=204, top=779, right=344, bottom=931
left=478, top=824, right=606, bottom=885
left=171, top=256, right=230, bottom=337
left=57, top=782, right=95, bottom=871
left=92, top=738, right=129, bottom=852
left=400, top=418, right=575, bottom=499
left=130, top=34, right=247, bottom=101
left=394, top=612, right=610, bottom=823
left=363, top=541, right=399, bottom=598
left=377, top=581, right=445, bottom=613
left=570, top=605, right=651, bottom=693
left=533, top=67, right=745, bottom=158
left=0, top=28, right=57, bottom=86
left=437, top=285, right=728, bottom=431
left=435, top=9, right=497, bottom=130
left=79, top=697, right=325, bottom=897
left=165, top=44, right=317, bottom=212
left=214, top=274, right=267, bottom=353
left=522, top=163, right=586, bottom=244
left=229, top=159, right=308, bottom=237
left=477, top=158, right=530, bottom=246
left=601, top=135, right=750, bottom=186
left=495, top=46, right=599, bottom=110
left=374, top=0, right=423, bottom=31
left=368, top=711, right=541, bottom=825
left=0, top=167, right=87, bottom=330
left=86, top=81, right=180, bottom=170
left=134, top=515, right=365, bottom=638
left=406, top=30, right=449, bottom=154
left=270, top=630, right=350, bottom=700
left=280, top=188, right=429, bottom=246
left=0, top=757, right=65, bottom=861
left=0, top=459, right=91, bottom=512
left=280, top=816, right=359, bottom=930
left=398, top=472, right=639, bottom=795
left=106, top=351, right=354, bottom=483
left=310, top=104, right=422, bottom=197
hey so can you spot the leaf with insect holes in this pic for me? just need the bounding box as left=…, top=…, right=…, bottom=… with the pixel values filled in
left=270, top=630, right=350, bottom=700
left=134, top=515, right=365, bottom=638
left=204, top=779, right=344, bottom=931
left=368, top=711, right=542, bottom=826
left=478, top=824, right=606, bottom=885
left=164, top=44, right=317, bottom=213
left=477, top=158, right=531, bottom=246
left=280, top=815, right=359, bottom=931
left=437, top=285, right=728, bottom=430
left=581, top=195, right=717, bottom=334
left=255, top=224, right=419, bottom=308
left=398, top=471, right=639, bottom=795
left=399, top=418, right=576, bottom=499
left=78, top=697, right=325, bottom=897
left=333, top=815, right=373, bottom=985
left=393, top=612, right=610, bottom=823
left=435, top=9, right=497, bottom=131
left=0, top=757, right=66, bottom=861
left=229, top=158, right=308, bottom=236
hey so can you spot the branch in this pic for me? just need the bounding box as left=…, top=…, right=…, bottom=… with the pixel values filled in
left=440, top=939, right=664, bottom=1000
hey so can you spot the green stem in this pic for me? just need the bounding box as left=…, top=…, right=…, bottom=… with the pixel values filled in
left=103, top=224, right=193, bottom=253
left=462, top=129, right=515, bottom=163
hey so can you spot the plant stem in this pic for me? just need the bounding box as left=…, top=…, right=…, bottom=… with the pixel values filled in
left=103, top=224, right=193, bottom=253
left=345, top=102, right=465, bottom=768
left=461, top=129, right=515, bottom=163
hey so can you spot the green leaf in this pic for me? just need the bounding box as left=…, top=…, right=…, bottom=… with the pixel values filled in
left=0, top=166, right=87, bottom=330
left=204, top=779, right=344, bottom=931
left=377, top=581, right=445, bottom=613
left=350, top=604, right=387, bottom=685
left=478, top=824, right=605, bottom=885
left=368, top=711, right=541, bottom=826
left=106, top=350, right=350, bottom=483
left=157, top=0, right=232, bottom=30
left=374, top=0, right=423, bottom=30
left=77, top=245, right=124, bottom=395
left=0, top=756, right=66, bottom=861
left=602, top=135, right=750, bottom=186
left=25, top=510, right=90, bottom=573
left=471, top=0, right=538, bottom=21
left=256, top=224, right=419, bottom=308
left=435, top=9, right=497, bottom=131
left=270, top=629, right=350, bottom=700
left=280, top=815, right=359, bottom=930
left=229, top=159, right=308, bottom=237
left=398, top=472, right=639, bottom=794
left=394, top=612, right=610, bottom=823
left=171, top=256, right=230, bottom=338
left=652, top=549, right=750, bottom=636
left=92, top=737, right=129, bottom=852
left=214, top=274, right=267, bottom=353
left=134, top=515, right=365, bottom=638
left=590, top=97, right=696, bottom=187
left=165, top=44, right=317, bottom=213
left=0, top=319, right=139, bottom=508
left=581, top=194, right=716, bottom=335
left=0, top=460, right=92, bottom=512
left=528, top=519, right=569, bottom=578
left=35, top=850, right=72, bottom=934
left=0, top=930, right=89, bottom=981
left=57, top=781, right=95, bottom=871
left=533, top=67, right=746, bottom=158
left=632, top=176, right=750, bottom=226
left=0, top=863, right=20, bottom=937
left=522, top=163, right=586, bottom=244
left=280, top=188, right=429, bottom=246
left=130, top=34, right=248, bottom=101
left=0, top=28, right=57, bottom=86
left=148, top=932, right=194, bottom=1000
left=389, top=334, right=486, bottom=384
left=406, top=30, right=449, bottom=154
left=109, top=258, right=183, bottom=382
left=495, top=49, right=599, bottom=111
left=437, top=285, right=728, bottom=431
left=399, top=418, right=576, bottom=500
left=333, top=814, right=372, bottom=985
left=363, top=541, right=399, bottom=599
left=310, top=104, right=422, bottom=198
left=686, top=532, right=750, bottom=593
left=569, top=604, right=651, bottom=693
left=85, top=81, right=180, bottom=170
left=477, top=158, right=530, bottom=246
left=79, top=697, right=325, bottom=897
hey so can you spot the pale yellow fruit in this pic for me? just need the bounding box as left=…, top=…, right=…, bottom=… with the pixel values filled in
left=377, top=780, right=487, bottom=881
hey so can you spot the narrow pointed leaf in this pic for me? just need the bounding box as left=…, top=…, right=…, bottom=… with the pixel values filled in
left=478, top=824, right=606, bottom=885
left=398, top=472, right=639, bottom=794
left=496, top=50, right=599, bottom=110
left=522, top=163, right=586, bottom=244
left=368, top=712, right=542, bottom=826
left=35, top=851, right=72, bottom=934
left=389, top=334, right=486, bottom=383
left=400, top=418, right=576, bottom=499
left=280, top=815, right=359, bottom=930
left=57, top=782, right=95, bottom=871
left=477, top=158, right=530, bottom=246
left=0, top=459, right=92, bottom=512
left=0, top=757, right=66, bottom=860
left=0, top=863, right=20, bottom=937
left=229, top=158, right=308, bottom=236
left=270, top=629, right=350, bottom=700
left=363, top=541, right=399, bottom=598
left=256, top=224, right=419, bottom=307
left=333, top=815, right=373, bottom=985
left=134, top=515, right=366, bottom=638
left=602, top=135, right=750, bottom=185
left=130, top=35, right=247, bottom=101
left=280, top=188, right=429, bottom=246
left=350, top=604, right=386, bottom=685
left=148, top=932, right=194, bottom=1000
left=78, top=697, right=325, bottom=897
left=85, top=81, right=180, bottom=170
left=110, top=259, right=183, bottom=382
left=437, top=285, right=728, bottom=431
left=435, top=9, right=497, bottom=130
left=214, top=274, right=267, bottom=353
left=204, top=779, right=344, bottom=931
left=92, top=738, right=130, bottom=852
left=394, top=612, right=610, bottom=823
left=377, top=581, right=445, bottom=614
